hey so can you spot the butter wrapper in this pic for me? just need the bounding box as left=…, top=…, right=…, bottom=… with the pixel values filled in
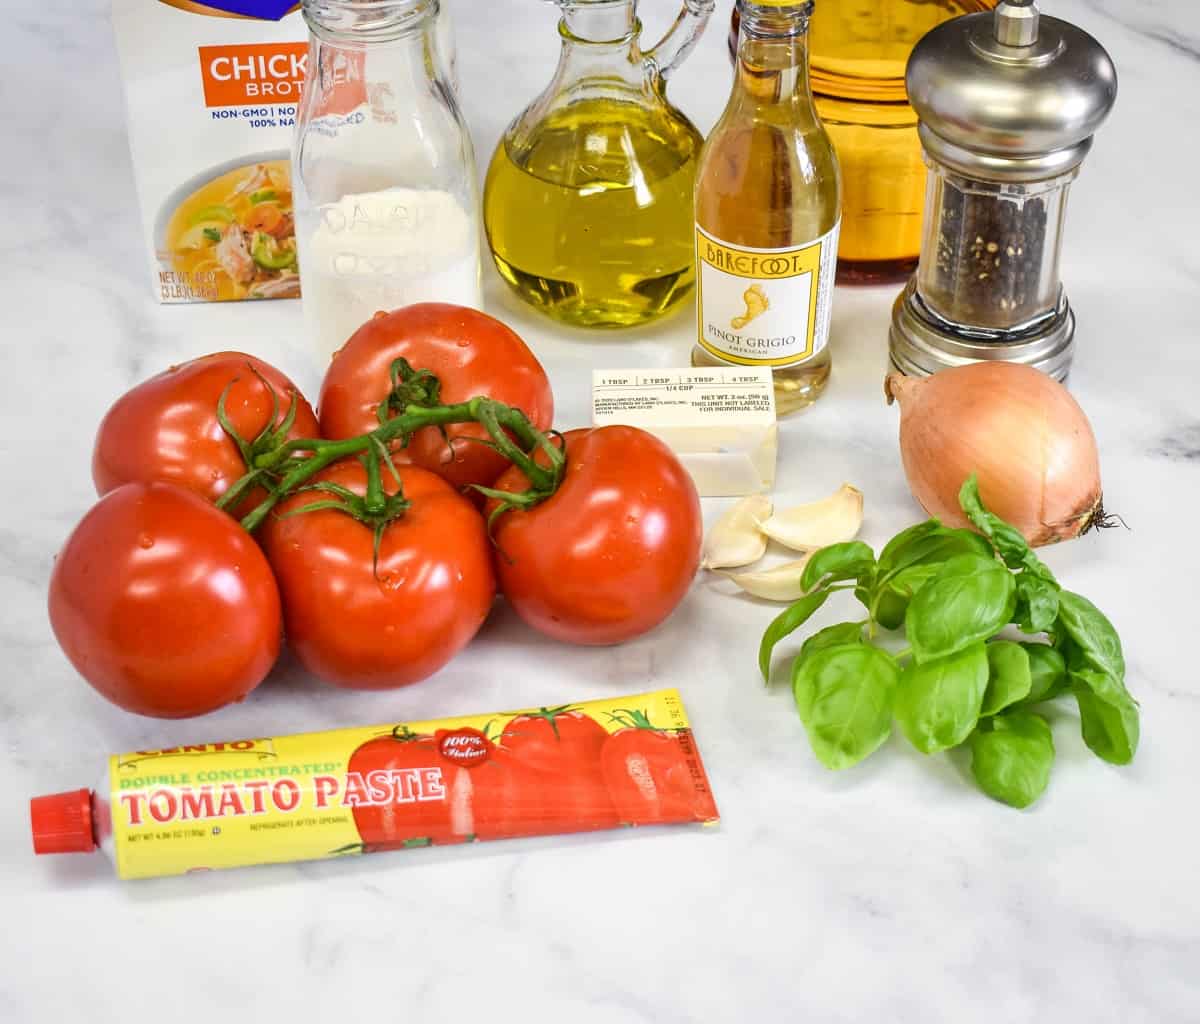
left=592, top=369, right=777, bottom=497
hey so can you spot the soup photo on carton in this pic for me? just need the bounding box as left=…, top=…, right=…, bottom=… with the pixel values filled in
left=112, top=0, right=306, bottom=303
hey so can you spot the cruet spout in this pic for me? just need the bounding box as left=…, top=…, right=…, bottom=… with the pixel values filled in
left=645, top=0, right=715, bottom=80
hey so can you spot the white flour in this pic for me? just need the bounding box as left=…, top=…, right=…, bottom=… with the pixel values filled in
left=299, top=188, right=481, bottom=365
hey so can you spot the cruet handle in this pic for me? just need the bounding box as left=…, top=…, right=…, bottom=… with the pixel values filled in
left=644, top=0, right=715, bottom=81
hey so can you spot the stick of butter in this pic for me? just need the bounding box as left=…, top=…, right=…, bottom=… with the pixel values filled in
left=592, top=368, right=778, bottom=497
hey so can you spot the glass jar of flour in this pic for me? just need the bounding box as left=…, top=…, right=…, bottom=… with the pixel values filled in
left=294, top=0, right=481, bottom=369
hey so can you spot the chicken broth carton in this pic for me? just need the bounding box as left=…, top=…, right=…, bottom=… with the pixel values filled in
left=113, top=1, right=306, bottom=303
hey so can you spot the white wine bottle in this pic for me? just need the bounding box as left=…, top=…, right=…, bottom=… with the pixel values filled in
left=694, top=0, right=841, bottom=415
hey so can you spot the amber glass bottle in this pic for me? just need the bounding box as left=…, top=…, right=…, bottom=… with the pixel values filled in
left=730, top=0, right=999, bottom=284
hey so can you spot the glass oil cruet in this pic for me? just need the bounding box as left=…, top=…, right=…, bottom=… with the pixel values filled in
left=483, top=0, right=714, bottom=329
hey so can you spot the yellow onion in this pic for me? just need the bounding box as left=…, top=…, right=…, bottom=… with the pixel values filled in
left=884, top=362, right=1103, bottom=547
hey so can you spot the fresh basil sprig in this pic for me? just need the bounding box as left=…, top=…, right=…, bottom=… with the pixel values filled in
left=758, top=474, right=1137, bottom=809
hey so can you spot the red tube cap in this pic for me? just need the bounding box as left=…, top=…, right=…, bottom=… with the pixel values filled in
left=31, top=789, right=96, bottom=854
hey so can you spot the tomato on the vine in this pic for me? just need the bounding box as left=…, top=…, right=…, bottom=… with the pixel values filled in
left=318, top=303, right=554, bottom=490
left=487, top=426, right=702, bottom=645
left=92, top=352, right=320, bottom=517
left=260, top=459, right=495, bottom=689
left=48, top=482, right=282, bottom=718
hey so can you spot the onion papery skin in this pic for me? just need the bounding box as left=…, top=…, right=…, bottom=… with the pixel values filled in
left=885, top=363, right=1103, bottom=548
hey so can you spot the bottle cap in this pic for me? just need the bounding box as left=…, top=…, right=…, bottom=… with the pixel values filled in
left=30, top=789, right=96, bottom=855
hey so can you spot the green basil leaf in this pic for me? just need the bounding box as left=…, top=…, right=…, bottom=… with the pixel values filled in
left=1069, top=666, right=1134, bottom=712
left=969, top=711, right=1055, bottom=809
left=937, top=528, right=998, bottom=561
left=1053, top=632, right=1077, bottom=661
left=1073, top=684, right=1139, bottom=765
left=958, top=475, right=1057, bottom=585
left=905, top=554, right=1016, bottom=663
left=869, top=528, right=993, bottom=626
left=895, top=641, right=989, bottom=754
left=887, top=561, right=944, bottom=598
left=879, top=528, right=992, bottom=580
left=853, top=579, right=874, bottom=613
left=800, top=541, right=876, bottom=592
left=758, top=589, right=829, bottom=683
left=876, top=520, right=944, bottom=574
left=981, top=641, right=1032, bottom=716
left=1019, top=643, right=1068, bottom=703
left=868, top=562, right=945, bottom=635
left=1014, top=574, right=1060, bottom=634
left=799, top=621, right=865, bottom=660
left=1056, top=591, right=1126, bottom=692
left=873, top=588, right=909, bottom=631
left=792, top=643, right=899, bottom=770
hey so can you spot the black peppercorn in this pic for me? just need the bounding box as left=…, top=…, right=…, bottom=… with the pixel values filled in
left=927, top=182, right=1049, bottom=329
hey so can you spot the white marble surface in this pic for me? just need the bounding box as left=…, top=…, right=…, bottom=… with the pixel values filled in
left=2, top=0, right=1199, bottom=1020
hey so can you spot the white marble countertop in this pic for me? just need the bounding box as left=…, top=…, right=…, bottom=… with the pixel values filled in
left=2, top=0, right=1198, bottom=1020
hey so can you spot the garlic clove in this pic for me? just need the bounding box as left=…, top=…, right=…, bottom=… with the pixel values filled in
left=720, top=556, right=815, bottom=602
left=760, top=484, right=864, bottom=551
left=702, top=494, right=773, bottom=569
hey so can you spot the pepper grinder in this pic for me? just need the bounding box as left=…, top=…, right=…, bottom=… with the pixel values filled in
left=889, top=0, right=1117, bottom=380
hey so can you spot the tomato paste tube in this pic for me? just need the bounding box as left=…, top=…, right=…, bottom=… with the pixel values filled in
left=30, top=688, right=718, bottom=880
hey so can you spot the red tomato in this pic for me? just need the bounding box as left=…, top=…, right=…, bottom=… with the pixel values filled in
left=488, top=426, right=702, bottom=645
left=601, top=727, right=715, bottom=824
left=500, top=708, right=618, bottom=831
left=318, top=304, right=554, bottom=489
left=260, top=460, right=495, bottom=689
left=48, top=483, right=281, bottom=718
left=92, top=352, right=320, bottom=518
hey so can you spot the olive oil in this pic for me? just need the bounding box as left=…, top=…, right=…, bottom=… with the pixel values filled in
left=484, top=98, right=701, bottom=329
left=695, top=0, right=841, bottom=415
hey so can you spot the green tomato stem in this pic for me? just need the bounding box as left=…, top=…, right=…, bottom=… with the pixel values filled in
left=363, top=446, right=386, bottom=516
left=237, top=396, right=563, bottom=534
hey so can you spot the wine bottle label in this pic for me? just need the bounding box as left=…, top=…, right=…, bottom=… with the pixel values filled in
left=694, top=222, right=840, bottom=367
